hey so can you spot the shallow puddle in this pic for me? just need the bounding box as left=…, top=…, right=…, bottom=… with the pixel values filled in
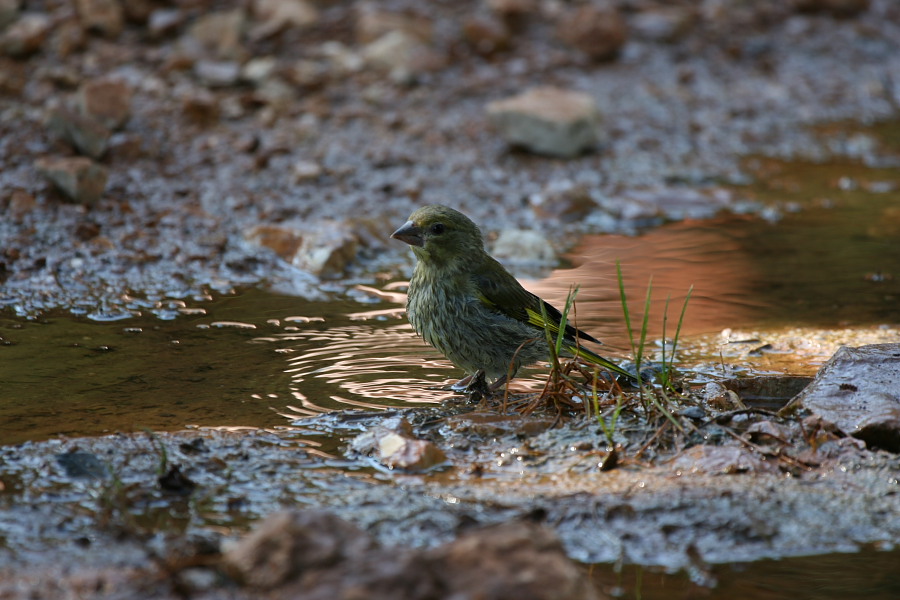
left=1, top=151, right=900, bottom=598
left=2, top=156, right=899, bottom=445
left=590, top=546, right=900, bottom=600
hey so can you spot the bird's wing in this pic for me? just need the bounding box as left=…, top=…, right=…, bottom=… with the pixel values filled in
left=472, top=258, right=601, bottom=345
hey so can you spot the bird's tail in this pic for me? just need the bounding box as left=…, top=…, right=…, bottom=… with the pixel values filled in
left=563, top=343, right=637, bottom=381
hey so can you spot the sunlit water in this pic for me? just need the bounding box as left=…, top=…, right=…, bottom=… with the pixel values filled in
left=1, top=156, right=899, bottom=446
left=1, top=149, right=899, bottom=597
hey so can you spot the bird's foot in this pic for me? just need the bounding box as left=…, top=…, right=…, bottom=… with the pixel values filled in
left=463, top=370, right=492, bottom=402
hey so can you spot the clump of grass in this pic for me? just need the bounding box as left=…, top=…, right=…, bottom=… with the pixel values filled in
left=506, top=263, right=693, bottom=456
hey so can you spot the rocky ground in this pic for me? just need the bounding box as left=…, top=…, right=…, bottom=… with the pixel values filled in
left=1, top=0, right=899, bottom=317
left=2, top=1, right=900, bottom=598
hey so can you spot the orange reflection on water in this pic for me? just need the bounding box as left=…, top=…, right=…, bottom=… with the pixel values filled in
left=527, top=216, right=771, bottom=352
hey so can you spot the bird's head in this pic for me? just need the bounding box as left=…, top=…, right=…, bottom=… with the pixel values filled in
left=391, top=204, right=485, bottom=267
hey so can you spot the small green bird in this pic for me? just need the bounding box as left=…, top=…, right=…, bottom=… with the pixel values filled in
left=391, top=204, right=635, bottom=391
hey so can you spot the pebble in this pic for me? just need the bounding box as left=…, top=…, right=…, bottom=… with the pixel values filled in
left=250, top=0, right=318, bottom=40
left=462, top=14, right=512, bottom=56
left=46, top=107, right=111, bottom=159
left=147, top=9, right=183, bottom=39
left=186, top=9, right=246, bottom=60
left=75, top=0, right=124, bottom=38
left=0, top=0, right=19, bottom=30
left=491, top=229, right=557, bottom=265
left=194, top=60, right=241, bottom=88
left=0, top=12, right=52, bottom=57
left=76, top=78, right=133, bottom=130
left=35, top=156, right=109, bottom=205
left=556, top=4, right=627, bottom=62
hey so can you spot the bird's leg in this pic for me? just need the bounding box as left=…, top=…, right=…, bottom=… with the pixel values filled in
left=488, top=374, right=509, bottom=393
left=463, top=370, right=492, bottom=402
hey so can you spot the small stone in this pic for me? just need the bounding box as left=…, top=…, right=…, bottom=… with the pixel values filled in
left=194, top=60, right=241, bottom=87
left=630, top=8, right=695, bottom=43
left=319, top=41, right=363, bottom=75
left=148, top=9, right=184, bottom=39
left=556, top=5, right=627, bottom=62
left=76, top=78, right=133, bottom=130
left=250, top=0, right=318, bottom=40
left=46, top=107, right=111, bottom=159
left=0, top=12, right=52, bottom=57
left=486, top=86, right=602, bottom=158
left=122, top=0, right=154, bottom=25
left=75, top=0, right=124, bottom=37
left=462, top=14, right=512, bottom=56
left=0, top=0, right=21, bottom=31
left=492, top=229, right=556, bottom=265
left=487, top=0, right=535, bottom=29
left=283, top=58, right=329, bottom=89
left=7, top=188, right=36, bottom=221
left=292, top=222, right=359, bottom=278
left=35, top=156, right=108, bottom=205
left=349, top=417, right=447, bottom=471
left=48, top=19, right=86, bottom=57
left=222, top=510, right=376, bottom=589
left=181, top=90, right=220, bottom=126
left=245, top=225, right=303, bottom=260
left=746, top=420, right=790, bottom=445
left=703, top=381, right=747, bottom=411
left=430, top=522, right=598, bottom=600
left=354, top=5, right=432, bottom=45
left=531, top=180, right=599, bottom=223
left=292, top=159, right=322, bottom=182
left=241, top=56, right=278, bottom=84
left=186, top=9, right=246, bottom=60
left=671, top=445, right=780, bottom=474
left=360, top=30, right=427, bottom=77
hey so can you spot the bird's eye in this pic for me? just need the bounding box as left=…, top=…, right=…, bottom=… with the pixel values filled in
left=430, top=223, right=446, bottom=235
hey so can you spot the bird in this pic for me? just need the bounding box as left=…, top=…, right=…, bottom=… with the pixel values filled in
left=390, top=204, right=635, bottom=392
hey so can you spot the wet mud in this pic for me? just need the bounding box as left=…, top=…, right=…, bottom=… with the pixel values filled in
left=2, top=0, right=900, bottom=598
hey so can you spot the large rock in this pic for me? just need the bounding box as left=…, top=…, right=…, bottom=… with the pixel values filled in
left=486, top=87, right=603, bottom=158
left=783, top=344, right=900, bottom=452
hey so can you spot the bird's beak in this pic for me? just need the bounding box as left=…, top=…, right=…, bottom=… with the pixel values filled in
left=391, top=220, right=424, bottom=247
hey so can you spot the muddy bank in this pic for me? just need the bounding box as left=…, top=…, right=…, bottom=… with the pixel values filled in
left=1, top=0, right=900, bottom=316
left=1, top=344, right=899, bottom=597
